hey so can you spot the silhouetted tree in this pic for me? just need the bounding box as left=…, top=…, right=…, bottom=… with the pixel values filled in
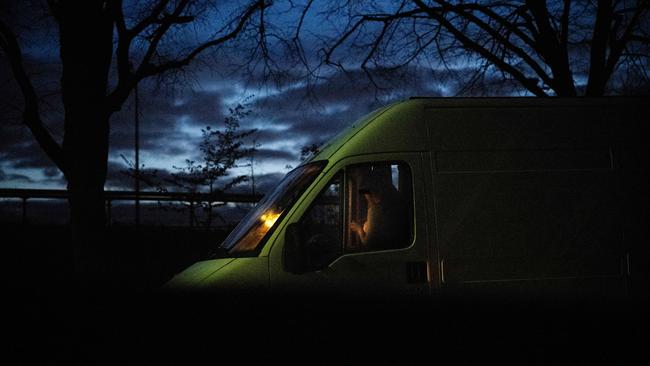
left=121, top=101, right=257, bottom=227
left=168, top=103, right=257, bottom=227
left=284, top=142, right=322, bottom=171
left=309, top=0, right=649, bottom=96
left=0, top=0, right=270, bottom=275
left=300, top=142, right=322, bottom=161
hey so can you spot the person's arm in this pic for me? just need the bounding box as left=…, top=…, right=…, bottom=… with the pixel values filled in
left=356, top=205, right=380, bottom=246
left=350, top=221, right=368, bottom=245
left=362, top=205, right=379, bottom=246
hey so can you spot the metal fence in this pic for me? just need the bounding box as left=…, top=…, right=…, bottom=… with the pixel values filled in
left=0, top=188, right=262, bottom=227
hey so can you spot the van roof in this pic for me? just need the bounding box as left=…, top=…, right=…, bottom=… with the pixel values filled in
left=305, top=96, right=648, bottom=166
left=408, top=95, right=648, bottom=107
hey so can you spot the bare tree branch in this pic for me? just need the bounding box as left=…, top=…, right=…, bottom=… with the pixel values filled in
left=105, top=0, right=268, bottom=113
left=139, top=0, right=192, bottom=71
left=128, top=0, right=171, bottom=39
left=413, top=0, right=548, bottom=96
left=323, top=8, right=425, bottom=68
left=109, top=0, right=133, bottom=93
left=0, top=19, right=66, bottom=174
left=604, top=1, right=648, bottom=82
left=436, top=1, right=555, bottom=92
left=137, top=0, right=267, bottom=78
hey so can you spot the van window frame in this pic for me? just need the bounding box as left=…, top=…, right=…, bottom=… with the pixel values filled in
left=288, top=159, right=416, bottom=270
left=342, top=160, right=415, bottom=254
left=215, top=160, right=328, bottom=258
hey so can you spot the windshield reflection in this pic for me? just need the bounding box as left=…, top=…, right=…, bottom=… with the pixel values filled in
left=217, top=161, right=326, bottom=255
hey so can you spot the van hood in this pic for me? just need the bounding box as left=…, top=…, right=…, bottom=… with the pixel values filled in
left=164, top=258, right=236, bottom=290
left=164, top=257, right=270, bottom=292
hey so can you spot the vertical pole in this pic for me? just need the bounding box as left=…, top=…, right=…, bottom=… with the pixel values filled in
left=106, top=199, right=112, bottom=226
left=135, top=84, right=141, bottom=228
left=189, top=201, right=195, bottom=227
left=251, top=139, right=256, bottom=196
left=21, top=197, right=27, bottom=225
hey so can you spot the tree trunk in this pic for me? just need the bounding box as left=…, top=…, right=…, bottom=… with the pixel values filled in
left=526, top=0, right=577, bottom=96
left=57, top=1, right=114, bottom=276
left=586, top=0, right=613, bottom=96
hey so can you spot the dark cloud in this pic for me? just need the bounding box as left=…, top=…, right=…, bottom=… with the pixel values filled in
left=0, top=123, right=31, bottom=149
left=105, top=148, right=290, bottom=195
left=105, top=161, right=177, bottom=191
left=0, top=171, right=35, bottom=184
left=229, top=172, right=285, bottom=195
left=0, top=136, right=59, bottom=171
left=43, top=166, right=62, bottom=178
left=11, top=151, right=57, bottom=170
left=252, top=148, right=298, bottom=162
left=110, top=79, right=231, bottom=128
left=109, top=128, right=195, bottom=157
left=107, top=81, right=235, bottom=158
left=237, top=66, right=447, bottom=153
left=38, top=175, right=66, bottom=187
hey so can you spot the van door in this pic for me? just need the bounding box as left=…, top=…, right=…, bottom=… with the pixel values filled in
left=269, top=153, right=431, bottom=296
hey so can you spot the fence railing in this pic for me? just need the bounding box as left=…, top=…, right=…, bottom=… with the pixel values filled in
left=0, top=188, right=262, bottom=227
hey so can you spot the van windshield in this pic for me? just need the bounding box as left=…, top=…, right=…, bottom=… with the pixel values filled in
left=219, top=161, right=326, bottom=255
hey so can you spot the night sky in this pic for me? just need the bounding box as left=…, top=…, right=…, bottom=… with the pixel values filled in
left=1, top=1, right=647, bottom=195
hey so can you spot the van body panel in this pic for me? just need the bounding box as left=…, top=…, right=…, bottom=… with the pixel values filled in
left=424, top=106, right=613, bottom=151
left=434, top=170, right=624, bottom=294
left=309, top=100, right=427, bottom=162
left=422, top=98, right=647, bottom=297
left=306, top=103, right=396, bottom=164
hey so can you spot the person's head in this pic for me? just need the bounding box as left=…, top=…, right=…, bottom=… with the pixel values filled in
left=359, top=173, right=385, bottom=204
left=359, top=188, right=381, bottom=205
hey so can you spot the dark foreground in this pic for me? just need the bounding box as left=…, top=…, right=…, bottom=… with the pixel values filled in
left=5, top=224, right=649, bottom=364
left=8, top=289, right=649, bottom=365
left=4, top=223, right=229, bottom=291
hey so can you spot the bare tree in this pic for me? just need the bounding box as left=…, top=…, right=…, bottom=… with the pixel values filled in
left=0, top=0, right=270, bottom=273
left=309, top=0, right=649, bottom=96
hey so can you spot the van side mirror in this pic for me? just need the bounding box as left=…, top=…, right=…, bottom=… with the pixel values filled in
left=285, top=222, right=341, bottom=274
left=284, top=222, right=309, bottom=274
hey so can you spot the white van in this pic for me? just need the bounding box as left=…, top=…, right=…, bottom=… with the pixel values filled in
left=166, top=97, right=649, bottom=299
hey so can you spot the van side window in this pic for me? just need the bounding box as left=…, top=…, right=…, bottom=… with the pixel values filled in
left=297, top=173, right=343, bottom=269
left=291, top=162, right=413, bottom=273
left=346, top=162, right=413, bottom=252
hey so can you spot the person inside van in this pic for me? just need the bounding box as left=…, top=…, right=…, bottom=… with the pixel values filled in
left=349, top=175, right=409, bottom=250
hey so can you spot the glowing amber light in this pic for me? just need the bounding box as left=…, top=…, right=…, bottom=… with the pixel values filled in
left=260, top=212, right=280, bottom=228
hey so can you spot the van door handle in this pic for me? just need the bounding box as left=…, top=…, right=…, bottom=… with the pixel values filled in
left=406, top=262, right=428, bottom=283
